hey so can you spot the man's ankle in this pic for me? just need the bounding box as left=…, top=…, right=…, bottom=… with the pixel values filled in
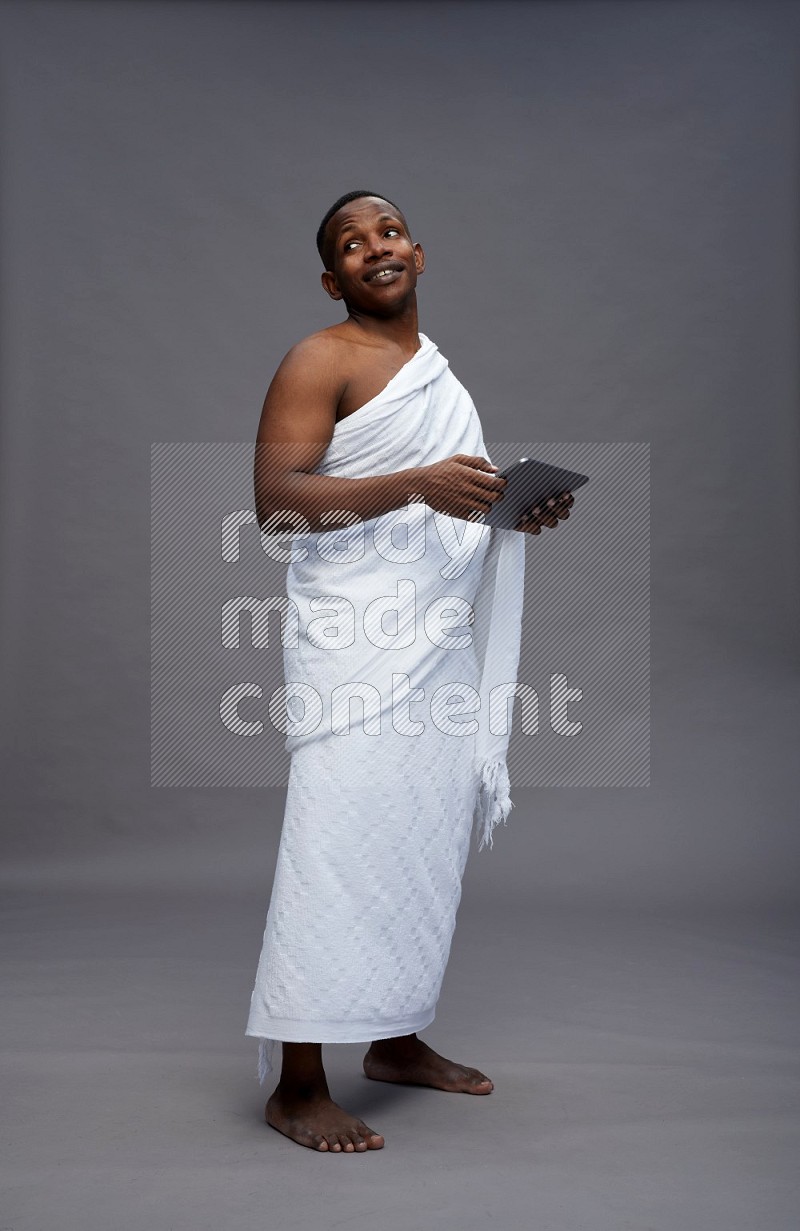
left=276, top=1075, right=329, bottom=1098
left=369, top=1033, right=421, bottom=1056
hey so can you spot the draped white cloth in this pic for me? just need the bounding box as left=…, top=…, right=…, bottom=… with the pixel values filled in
left=246, top=333, right=525, bottom=1081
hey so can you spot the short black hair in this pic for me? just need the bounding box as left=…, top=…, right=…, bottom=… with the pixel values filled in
left=316, top=189, right=405, bottom=267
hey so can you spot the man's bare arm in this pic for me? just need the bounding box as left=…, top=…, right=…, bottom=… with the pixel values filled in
left=253, top=337, right=506, bottom=535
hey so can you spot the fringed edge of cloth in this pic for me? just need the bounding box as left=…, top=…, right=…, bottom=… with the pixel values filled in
left=256, top=1037, right=278, bottom=1085
left=475, top=757, right=514, bottom=852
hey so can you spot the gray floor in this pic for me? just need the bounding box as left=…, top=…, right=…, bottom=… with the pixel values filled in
left=3, top=873, right=798, bottom=1230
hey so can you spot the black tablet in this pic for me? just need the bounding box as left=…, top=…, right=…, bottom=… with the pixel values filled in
left=481, top=456, right=590, bottom=530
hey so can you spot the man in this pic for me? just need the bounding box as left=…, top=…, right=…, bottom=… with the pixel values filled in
left=246, top=191, right=573, bottom=1154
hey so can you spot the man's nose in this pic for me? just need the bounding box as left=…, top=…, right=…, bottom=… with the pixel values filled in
left=365, top=232, right=391, bottom=259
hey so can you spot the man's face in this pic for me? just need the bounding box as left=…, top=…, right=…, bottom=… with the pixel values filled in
left=321, top=197, right=425, bottom=312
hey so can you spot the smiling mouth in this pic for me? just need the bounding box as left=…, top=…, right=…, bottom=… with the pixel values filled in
left=365, top=265, right=404, bottom=283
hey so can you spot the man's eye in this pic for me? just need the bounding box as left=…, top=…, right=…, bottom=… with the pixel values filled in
left=385, top=228, right=399, bottom=236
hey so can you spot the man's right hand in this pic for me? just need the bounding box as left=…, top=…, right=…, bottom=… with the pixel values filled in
left=416, top=454, right=507, bottom=521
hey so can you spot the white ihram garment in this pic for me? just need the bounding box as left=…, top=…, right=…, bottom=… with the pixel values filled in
left=246, top=334, right=525, bottom=1081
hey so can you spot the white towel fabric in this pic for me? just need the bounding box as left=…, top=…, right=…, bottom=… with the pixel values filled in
left=246, top=333, right=525, bottom=1082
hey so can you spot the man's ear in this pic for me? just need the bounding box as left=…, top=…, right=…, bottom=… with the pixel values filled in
left=413, top=242, right=425, bottom=275
left=321, top=270, right=343, bottom=301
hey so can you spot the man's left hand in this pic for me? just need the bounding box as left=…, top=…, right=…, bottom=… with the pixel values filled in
left=516, top=490, right=575, bottom=535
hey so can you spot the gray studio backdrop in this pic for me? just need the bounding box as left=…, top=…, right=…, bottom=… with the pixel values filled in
left=1, top=0, right=798, bottom=907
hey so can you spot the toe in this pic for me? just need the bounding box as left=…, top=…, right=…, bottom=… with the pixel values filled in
left=360, top=1123, right=384, bottom=1148
left=328, top=1137, right=342, bottom=1151
left=315, top=1136, right=329, bottom=1151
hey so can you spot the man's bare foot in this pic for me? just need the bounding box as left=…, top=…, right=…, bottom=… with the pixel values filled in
left=363, top=1034, right=494, bottom=1094
left=265, top=1084, right=385, bottom=1152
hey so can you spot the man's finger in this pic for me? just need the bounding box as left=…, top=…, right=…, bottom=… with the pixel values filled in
left=457, top=455, right=500, bottom=472
left=468, top=468, right=507, bottom=491
left=524, top=503, right=558, bottom=529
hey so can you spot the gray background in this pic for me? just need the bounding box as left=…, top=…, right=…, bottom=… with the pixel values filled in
left=1, top=1, right=798, bottom=1228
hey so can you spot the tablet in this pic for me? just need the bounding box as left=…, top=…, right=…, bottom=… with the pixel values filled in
left=481, top=456, right=590, bottom=530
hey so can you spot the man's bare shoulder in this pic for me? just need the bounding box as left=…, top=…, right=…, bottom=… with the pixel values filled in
left=278, top=324, right=358, bottom=380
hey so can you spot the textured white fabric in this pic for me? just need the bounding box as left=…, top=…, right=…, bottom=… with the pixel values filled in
left=246, top=333, right=525, bottom=1081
